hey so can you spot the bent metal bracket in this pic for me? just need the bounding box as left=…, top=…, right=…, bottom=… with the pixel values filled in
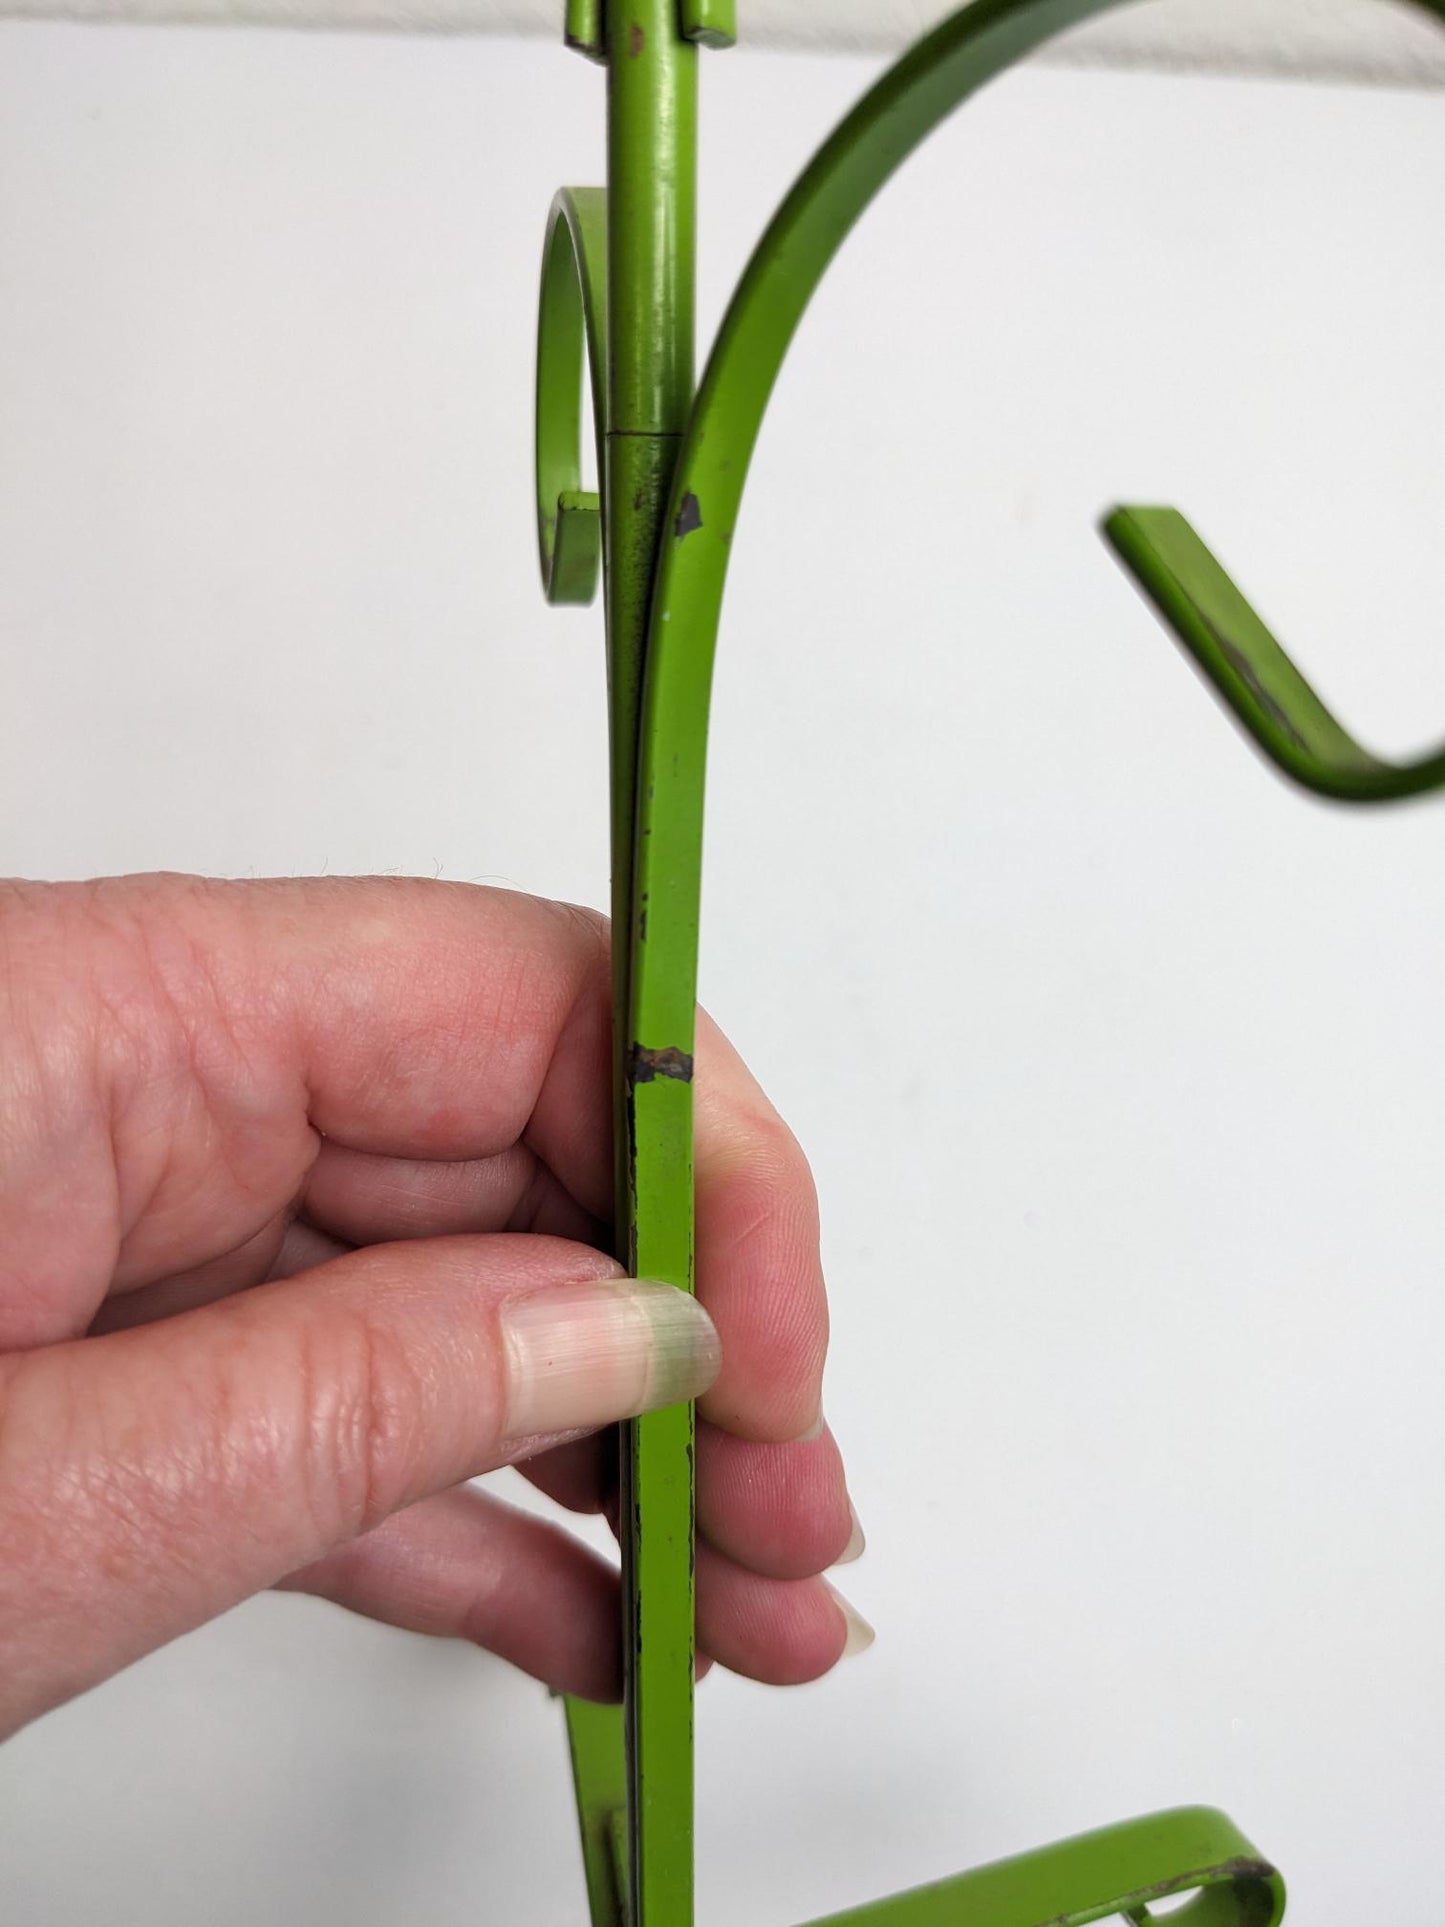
left=534, top=2, right=1445, bottom=1920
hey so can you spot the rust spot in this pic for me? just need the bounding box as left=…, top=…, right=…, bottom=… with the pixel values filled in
left=629, top=1043, right=694, bottom=1085
left=674, top=492, right=703, bottom=540
left=628, top=22, right=644, bottom=55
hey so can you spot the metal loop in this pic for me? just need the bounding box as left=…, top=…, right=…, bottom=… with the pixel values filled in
left=535, top=186, right=608, bottom=605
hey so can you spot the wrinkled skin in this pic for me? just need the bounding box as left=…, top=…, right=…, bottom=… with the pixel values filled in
left=0, top=875, right=858, bottom=1738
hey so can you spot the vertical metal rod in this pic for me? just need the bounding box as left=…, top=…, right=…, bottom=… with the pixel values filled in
left=604, top=6, right=698, bottom=1922
left=604, top=0, right=695, bottom=1020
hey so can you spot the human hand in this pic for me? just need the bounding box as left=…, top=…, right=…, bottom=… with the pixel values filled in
left=0, top=875, right=865, bottom=1738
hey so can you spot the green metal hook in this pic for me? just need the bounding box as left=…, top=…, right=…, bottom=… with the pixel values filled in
left=1106, top=506, right=1445, bottom=804
left=535, top=186, right=608, bottom=605
left=630, top=0, right=1445, bottom=1142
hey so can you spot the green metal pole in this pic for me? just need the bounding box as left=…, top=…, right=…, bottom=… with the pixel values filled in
left=540, top=0, right=1445, bottom=1913
left=603, top=2, right=695, bottom=1079
left=605, top=7, right=699, bottom=1923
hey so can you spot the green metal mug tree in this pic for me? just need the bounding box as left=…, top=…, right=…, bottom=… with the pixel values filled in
left=535, top=2, right=1445, bottom=1920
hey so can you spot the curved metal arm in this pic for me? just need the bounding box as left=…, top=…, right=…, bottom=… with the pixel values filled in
left=630, top=0, right=1445, bottom=1064
left=1107, top=506, right=1445, bottom=804
left=804, top=1805, right=1283, bottom=1926
left=535, top=186, right=608, bottom=605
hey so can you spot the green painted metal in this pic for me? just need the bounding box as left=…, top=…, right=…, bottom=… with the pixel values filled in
left=678, top=0, right=736, bottom=50
left=631, top=0, right=1445, bottom=1111
left=535, top=188, right=608, bottom=606
left=547, top=6, right=703, bottom=1925
left=566, top=0, right=608, bottom=62
left=540, top=0, right=1445, bottom=1919
left=566, top=1693, right=631, bottom=1923
left=1105, top=507, right=1445, bottom=804
left=605, top=9, right=699, bottom=1924
left=802, top=1808, right=1283, bottom=1926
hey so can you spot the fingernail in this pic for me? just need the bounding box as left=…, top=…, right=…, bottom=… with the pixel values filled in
left=825, top=1582, right=876, bottom=1659
left=502, top=1280, right=721, bottom=1442
left=793, top=1410, right=825, bottom=1444
left=835, top=1499, right=865, bottom=1566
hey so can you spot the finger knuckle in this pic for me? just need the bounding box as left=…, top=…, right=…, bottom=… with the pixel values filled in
left=299, top=1308, right=427, bottom=1541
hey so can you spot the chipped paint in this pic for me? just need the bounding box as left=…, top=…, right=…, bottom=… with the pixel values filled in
left=628, top=1043, right=695, bottom=1084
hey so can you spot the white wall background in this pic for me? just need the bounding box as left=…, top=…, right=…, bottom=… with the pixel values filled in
left=0, top=21, right=1443, bottom=1925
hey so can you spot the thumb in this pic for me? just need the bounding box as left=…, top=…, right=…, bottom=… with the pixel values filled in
left=0, top=1234, right=717, bottom=1737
